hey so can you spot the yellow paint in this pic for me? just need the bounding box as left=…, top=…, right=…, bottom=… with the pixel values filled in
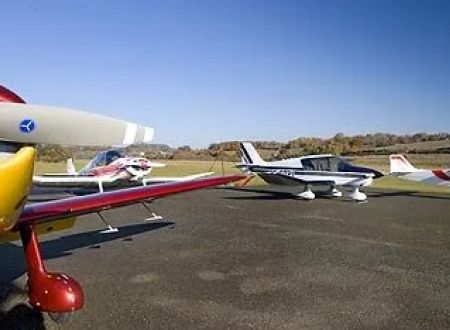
left=0, top=217, right=76, bottom=243
left=0, top=147, right=35, bottom=233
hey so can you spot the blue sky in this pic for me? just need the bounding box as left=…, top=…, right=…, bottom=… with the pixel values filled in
left=2, top=0, right=449, bottom=147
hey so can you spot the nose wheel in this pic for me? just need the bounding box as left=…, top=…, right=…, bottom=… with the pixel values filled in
left=329, top=185, right=342, bottom=198
left=347, top=187, right=367, bottom=202
left=19, top=225, right=84, bottom=324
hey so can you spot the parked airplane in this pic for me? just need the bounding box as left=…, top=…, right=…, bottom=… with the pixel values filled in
left=390, top=154, right=450, bottom=187
left=238, top=142, right=383, bottom=201
left=0, top=84, right=245, bottom=323
left=34, top=149, right=213, bottom=192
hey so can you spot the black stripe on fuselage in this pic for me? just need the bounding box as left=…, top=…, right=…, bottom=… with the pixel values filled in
left=246, top=165, right=372, bottom=178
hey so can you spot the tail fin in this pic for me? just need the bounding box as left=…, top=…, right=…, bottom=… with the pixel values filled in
left=389, top=154, right=417, bottom=173
left=240, top=142, right=266, bottom=165
left=67, top=158, right=78, bottom=175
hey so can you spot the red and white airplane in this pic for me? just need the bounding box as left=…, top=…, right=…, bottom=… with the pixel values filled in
left=0, top=84, right=245, bottom=323
left=34, top=149, right=213, bottom=192
left=390, top=154, right=450, bottom=187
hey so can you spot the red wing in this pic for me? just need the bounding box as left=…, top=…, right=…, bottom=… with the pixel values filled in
left=14, top=175, right=245, bottom=230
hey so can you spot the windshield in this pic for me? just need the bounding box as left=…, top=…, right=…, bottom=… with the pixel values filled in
left=80, top=150, right=124, bottom=173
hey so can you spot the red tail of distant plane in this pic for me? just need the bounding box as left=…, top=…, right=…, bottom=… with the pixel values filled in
left=0, top=85, right=26, bottom=103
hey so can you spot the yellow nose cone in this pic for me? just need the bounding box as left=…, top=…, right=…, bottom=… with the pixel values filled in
left=0, top=147, right=35, bottom=233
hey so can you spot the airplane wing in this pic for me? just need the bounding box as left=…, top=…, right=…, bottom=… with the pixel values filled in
left=14, top=174, right=245, bottom=230
left=33, top=175, right=117, bottom=184
left=142, top=172, right=214, bottom=185
left=33, top=175, right=119, bottom=193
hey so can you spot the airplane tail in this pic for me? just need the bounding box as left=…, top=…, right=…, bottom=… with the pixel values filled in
left=67, top=158, right=78, bottom=175
left=389, top=154, right=417, bottom=173
left=240, top=142, right=266, bottom=165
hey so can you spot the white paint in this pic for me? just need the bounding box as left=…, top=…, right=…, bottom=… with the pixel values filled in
left=122, top=122, right=138, bottom=145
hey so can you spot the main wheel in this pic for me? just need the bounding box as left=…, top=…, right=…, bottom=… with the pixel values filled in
left=48, top=311, right=73, bottom=324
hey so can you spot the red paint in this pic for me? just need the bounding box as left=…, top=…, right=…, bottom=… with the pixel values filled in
left=390, top=155, right=408, bottom=164
left=0, top=85, right=26, bottom=103
left=88, top=164, right=122, bottom=177
left=432, top=170, right=450, bottom=181
left=13, top=174, right=245, bottom=315
left=15, top=174, right=246, bottom=229
left=19, top=225, right=84, bottom=312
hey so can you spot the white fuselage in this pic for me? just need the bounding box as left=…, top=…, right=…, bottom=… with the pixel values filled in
left=393, top=170, right=450, bottom=187
left=257, top=169, right=374, bottom=187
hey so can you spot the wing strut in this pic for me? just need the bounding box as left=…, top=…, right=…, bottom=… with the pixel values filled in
left=97, top=211, right=119, bottom=234
left=142, top=201, right=164, bottom=221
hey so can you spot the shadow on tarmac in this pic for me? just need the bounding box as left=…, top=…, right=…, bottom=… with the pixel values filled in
left=0, top=221, right=173, bottom=329
left=0, top=303, right=44, bottom=330
left=224, top=186, right=450, bottom=201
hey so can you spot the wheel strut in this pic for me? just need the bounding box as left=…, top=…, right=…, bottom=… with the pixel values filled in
left=19, top=225, right=84, bottom=317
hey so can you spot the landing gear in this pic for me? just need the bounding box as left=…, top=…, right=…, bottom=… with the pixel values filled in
left=19, top=225, right=84, bottom=322
left=329, top=185, right=342, bottom=198
left=296, top=184, right=315, bottom=200
left=97, top=211, right=119, bottom=233
left=347, top=187, right=367, bottom=202
left=142, top=202, right=163, bottom=221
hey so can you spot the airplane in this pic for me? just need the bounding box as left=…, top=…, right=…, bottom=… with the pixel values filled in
left=34, top=149, right=214, bottom=192
left=390, top=154, right=450, bottom=187
left=237, top=142, right=383, bottom=201
left=0, top=84, right=245, bottom=323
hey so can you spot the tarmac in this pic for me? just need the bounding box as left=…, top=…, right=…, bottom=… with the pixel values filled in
left=1, top=185, right=450, bottom=329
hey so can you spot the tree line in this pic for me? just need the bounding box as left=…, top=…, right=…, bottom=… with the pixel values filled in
left=36, top=132, right=450, bottom=162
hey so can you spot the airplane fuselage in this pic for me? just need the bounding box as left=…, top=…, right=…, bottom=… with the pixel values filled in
left=392, top=169, right=450, bottom=187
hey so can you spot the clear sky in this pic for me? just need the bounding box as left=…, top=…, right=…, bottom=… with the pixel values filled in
left=2, top=0, right=449, bottom=147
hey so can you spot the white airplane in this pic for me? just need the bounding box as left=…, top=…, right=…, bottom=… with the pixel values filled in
left=390, top=154, right=450, bottom=187
left=238, top=142, right=383, bottom=201
left=34, top=149, right=214, bottom=193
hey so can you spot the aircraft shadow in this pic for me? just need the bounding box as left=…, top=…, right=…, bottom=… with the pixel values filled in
left=225, top=186, right=450, bottom=202
left=0, top=221, right=173, bottom=329
left=0, top=221, right=173, bottom=284
left=368, top=190, right=450, bottom=201
left=0, top=303, right=44, bottom=330
left=223, top=186, right=342, bottom=201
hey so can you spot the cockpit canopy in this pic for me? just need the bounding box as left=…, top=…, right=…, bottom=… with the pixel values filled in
left=301, top=156, right=353, bottom=172
left=80, top=150, right=124, bottom=173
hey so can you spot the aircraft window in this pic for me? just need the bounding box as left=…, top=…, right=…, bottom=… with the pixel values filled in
left=105, top=151, right=122, bottom=164
left=302, top=157, right=336, bottom=171
left=301, top=159, right=315, bottom=170
left=329, top=157, right=339, bottom=172
left=95, top=153, right=108, bottom=167
left=318, top=158, right=330, bottom=171
left=337, top=158, right=352, bottom=171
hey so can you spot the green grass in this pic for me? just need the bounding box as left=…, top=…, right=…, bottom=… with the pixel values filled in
left=34, top=157, right=450, bottom=195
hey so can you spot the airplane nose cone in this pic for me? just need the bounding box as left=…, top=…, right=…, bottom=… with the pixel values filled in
left=372, top=170, right=384, bottom=179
